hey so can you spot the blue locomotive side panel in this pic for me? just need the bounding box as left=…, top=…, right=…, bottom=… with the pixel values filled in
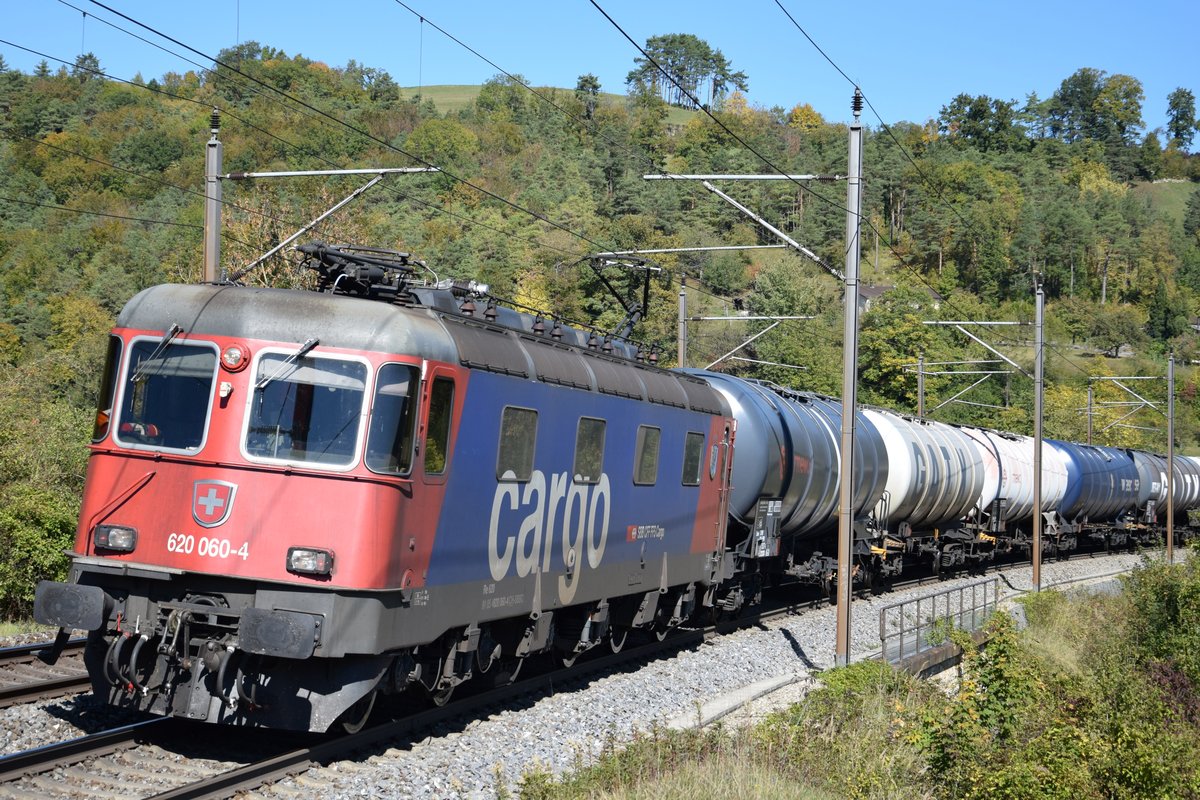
left=426, top=370, right=719, bottom=606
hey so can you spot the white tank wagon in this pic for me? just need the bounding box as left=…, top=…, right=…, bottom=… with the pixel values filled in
left=1131, top=452, right=1200, bottom=520
left=958, top=427, right=1068, bottom=527
left=863, top=409, right=985, bottom=533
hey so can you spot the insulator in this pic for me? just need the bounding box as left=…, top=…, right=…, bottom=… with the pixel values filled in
left=602, top=338, right=614, bottom=354
left=484, top=303, right=498, bottom=321
left=460, top=300, right=476, bottom=316
left=532, top=318, right=546, bottom=335
left=587, top=334, right=599, bottom=350
left=551, top=322, right=563, bottom=339
left=851, top=90, right=863, bottom=114
left=210, top=108, right=220, bottom=132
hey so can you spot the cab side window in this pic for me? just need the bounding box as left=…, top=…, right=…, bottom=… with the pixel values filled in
left=425, top=377, right=454, bottom=475
left=365, top=364, right=419, bottom=475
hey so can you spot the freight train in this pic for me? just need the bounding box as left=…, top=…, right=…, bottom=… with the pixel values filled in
left=33, top=243, right=1200, bottom=732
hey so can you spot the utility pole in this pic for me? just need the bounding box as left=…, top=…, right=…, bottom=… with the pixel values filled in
left=917, top=353, right=925, bottom=418
left=1168, top=354, right=1175, bottom=563
left=1087, top=384, right=1093, bottom=445
left=678, top=281, right=687, bottom=368
left=203, top=109, right=223, bottom=283
left=835, top=90, right=863, bottom=667
left=1032, top=285, right=1044, bottom=591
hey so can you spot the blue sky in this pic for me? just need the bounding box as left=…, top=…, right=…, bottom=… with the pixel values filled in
left=4, top=1, right=1197, bottom=135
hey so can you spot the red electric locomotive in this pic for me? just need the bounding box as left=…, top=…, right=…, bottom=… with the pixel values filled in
left=35, top=245, right=738, bottom=731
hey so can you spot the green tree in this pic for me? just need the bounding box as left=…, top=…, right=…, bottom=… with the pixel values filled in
left=625, top=33, right=747, bottom=109
left=1089, top=303, right=1147, bottom=356
left=1167, top=87, right=1197, bottom=151
left=574, top=73, right=601, bottom=120
left=1146, top=280, right=1189, bottom=341
left=1185, top=188, right=1200, bottom=240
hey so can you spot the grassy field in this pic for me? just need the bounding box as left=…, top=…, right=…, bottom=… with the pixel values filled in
left=1132, top=179, right=1196, bottom=226
left=400, top=84, right=698, bottom=125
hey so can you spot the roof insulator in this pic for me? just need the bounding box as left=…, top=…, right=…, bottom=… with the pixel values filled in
left=484, top=303, right=498, bottom=321
left=532, top=317, right=545, bottom=335
left=602, top=338, right=614, bottom=354
left=551, top=322, right=563, bottom=339
left=460, top=299, right=476, bottom=316
left=587, top=334, right=599, bottom=350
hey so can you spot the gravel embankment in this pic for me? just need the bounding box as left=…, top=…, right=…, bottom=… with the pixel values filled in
left=0, top=551, right=1167, bottom=798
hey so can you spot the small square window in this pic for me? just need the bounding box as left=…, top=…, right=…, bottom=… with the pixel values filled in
left=634, top=425, right=661, bottom=485
left=574, top=418, right=606, bottom=484
left=682, top=432, right=704, bottom=486
left=497, top=407, right=538, bottom=481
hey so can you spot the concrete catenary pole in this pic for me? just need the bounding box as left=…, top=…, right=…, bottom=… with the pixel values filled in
left=1032, top=285, right=1044, bottom=591
left=835, top=90, right=864, bottom=667
left=203, top=109, right=223, bottom=283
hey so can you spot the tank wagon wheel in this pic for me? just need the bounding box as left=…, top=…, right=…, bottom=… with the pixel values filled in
left=608, top=626, right=629, bottom=653
left=338, top=689, right=377, bottom=735
left=823, top=577, right=837, bottom=605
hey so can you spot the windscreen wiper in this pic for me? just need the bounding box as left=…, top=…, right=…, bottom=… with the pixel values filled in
left=129, top=323, right=183, bottom=384
left=255, top=338, right=320, bottom=391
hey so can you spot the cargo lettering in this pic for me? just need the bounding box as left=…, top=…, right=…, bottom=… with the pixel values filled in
left=488, top=470, right=611, bottom=605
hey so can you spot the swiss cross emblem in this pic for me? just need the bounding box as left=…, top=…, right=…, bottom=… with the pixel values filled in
left=193, top=480, right=237, bottom=528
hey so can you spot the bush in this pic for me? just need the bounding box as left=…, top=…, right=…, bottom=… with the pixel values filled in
left=0, top=484, right=78, bottom=618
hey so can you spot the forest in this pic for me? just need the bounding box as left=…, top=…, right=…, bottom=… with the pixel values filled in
left=1, top=39, right=1199, bottom=616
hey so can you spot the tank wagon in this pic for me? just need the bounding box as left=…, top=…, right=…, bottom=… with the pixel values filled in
left=32, top=243, right=1200, bottom=732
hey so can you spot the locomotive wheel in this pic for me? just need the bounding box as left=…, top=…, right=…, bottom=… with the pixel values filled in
left=609, top=627, right=628, bottom=653
left=495, top=656, right=523, bottom=686
left=338, top=689, right=377, bottom=735
left=559, top=647, right=582, bottom=668
left=430, top=683, right=455, bottom=707
left=475, top=642, right=501, bottom=675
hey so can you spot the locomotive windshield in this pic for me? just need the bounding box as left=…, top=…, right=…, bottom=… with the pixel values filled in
left=245, top=353, right=367, bottom=467
left=115, top=339, right=218, bottom=451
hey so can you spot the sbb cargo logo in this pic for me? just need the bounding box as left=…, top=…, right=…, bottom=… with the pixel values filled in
left=626, top=524, right=665, bottom=542
left=488, top=470, right=611, bottom=605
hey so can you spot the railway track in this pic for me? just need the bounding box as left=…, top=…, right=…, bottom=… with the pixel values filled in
left=0, top=602, right=801, bottom=799
left=0, top=546, right=1153, bottom=799
left=0, top=639, right=90, bottom=709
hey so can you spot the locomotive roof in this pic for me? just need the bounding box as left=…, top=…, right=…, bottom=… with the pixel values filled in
left=118, top=284, right=459, bottom=362
left=118, top=284, right=729, bottom=416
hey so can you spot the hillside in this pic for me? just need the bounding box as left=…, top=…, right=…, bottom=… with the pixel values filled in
left=1, top=46, right=1200, bottom=617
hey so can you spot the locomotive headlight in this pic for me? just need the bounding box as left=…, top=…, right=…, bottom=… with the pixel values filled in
left=221, top=343, right=250, bottom=372
left=287, top=547, right=334, bottom=576
left=94, top=524, right=137, bottom=553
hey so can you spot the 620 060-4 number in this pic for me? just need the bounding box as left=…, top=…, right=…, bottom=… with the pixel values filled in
left=167, top=533, right=249, bottom=560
